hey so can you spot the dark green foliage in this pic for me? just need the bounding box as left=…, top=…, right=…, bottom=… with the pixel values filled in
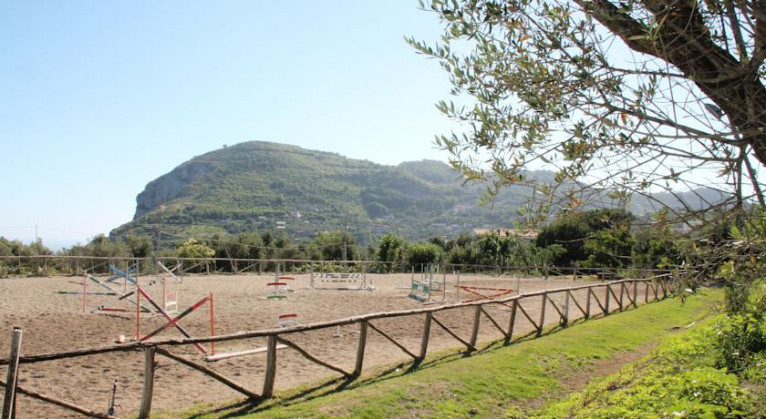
left=536, top=217, right=590, bottom=265
left=405, top=242, right=443, bottom=266
left=0, top=237, right=54, bottom=276
left=125, top=235, right=153, bottom=258
left=82, top=234, right=129, bottom=259
left=427, top=235, right=447, bottom=250
left=375, top=233, right=406, bottom=267
left=536, top=209, right=634, bottom=268
left=714, top=208, right=766, bottom=375
left=583, top=226, right=634, bottom=269
left=0, top=237, right=52, bottom=257
left=312, top=231, right=356, bottom=261
left=631, top=222, right=680, bottom=270
left=364, top=201, right=389, bottom=218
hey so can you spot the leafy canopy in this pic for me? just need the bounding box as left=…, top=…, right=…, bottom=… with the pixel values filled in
left=410, top=0, right=766, bottom=222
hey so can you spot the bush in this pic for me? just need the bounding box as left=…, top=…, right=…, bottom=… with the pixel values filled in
left=533, top=322, right=757, bottom=418
left=713, top=280, right=766, bottom=374
left=405, top=243, right=443, bottom=266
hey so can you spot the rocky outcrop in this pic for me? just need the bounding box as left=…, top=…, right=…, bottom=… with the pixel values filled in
left=133, top=161, right=214, bottom=218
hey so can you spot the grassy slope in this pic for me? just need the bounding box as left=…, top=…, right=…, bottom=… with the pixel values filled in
left=162, top=289, right=722, bottom=418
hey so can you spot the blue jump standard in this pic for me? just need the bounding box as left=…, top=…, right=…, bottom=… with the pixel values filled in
left=107, top=265, right=138, bottom=285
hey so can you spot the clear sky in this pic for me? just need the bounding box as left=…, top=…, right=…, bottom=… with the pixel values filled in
left=0, top=1, right=456, bottom=250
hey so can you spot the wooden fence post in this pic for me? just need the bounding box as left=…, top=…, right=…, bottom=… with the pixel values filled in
left=139, top=347, right=156, bottom=419
left=645, top=280, right=650, bottom=303
left=585, top=289, right=591, bottom=319
left=604, top=285, right=611, bottom=315
left=263, top=335, right=278, bottom=398
left=468, top=305, right=482, bottom=350
left=506, top=299, right=518, bottom=345
left=354, top=321, right=368, bottom=377
left=656, top=280, right=663, bottom=300
left=419, top=313, right=432, bottom=362
left=632, top=280, right=638, bottom=308
left=2, top=328, right=22, bottom=419
left=619, top=283, right=625, bottom=311
left=563, top=291, right=570, bottom=325
left=538, top=294, right=547, bottom=337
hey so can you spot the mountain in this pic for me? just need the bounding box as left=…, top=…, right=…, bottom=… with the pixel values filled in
left=111, top=142, right=528, bottom=245
left=110, top=141, right=732, bottom=246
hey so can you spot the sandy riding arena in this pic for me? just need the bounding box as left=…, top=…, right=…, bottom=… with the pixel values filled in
left=0, top=272, right=627, bottom=417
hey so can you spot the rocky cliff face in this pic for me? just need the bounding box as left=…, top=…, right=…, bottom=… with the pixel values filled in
left=133, top=161, right=214, bottom=218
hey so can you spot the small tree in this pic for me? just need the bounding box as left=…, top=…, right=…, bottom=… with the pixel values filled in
left=631, top=214, right=681, bottom=270
left=176, top=238, right=215, bottom=259
left=125, top=235, right=153, bottom=258
left=406, top=242, right=444, bottom=266
left=86, top=234, right=129, bottom=260
left=536, top=209, right=633, bottom=267
left=376, top=233, right=406, bottom=271
left=312, top=231, right=357, bottom=261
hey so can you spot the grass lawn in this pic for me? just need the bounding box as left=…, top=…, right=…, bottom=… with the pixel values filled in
left=157, top=288, right=722, bottom=418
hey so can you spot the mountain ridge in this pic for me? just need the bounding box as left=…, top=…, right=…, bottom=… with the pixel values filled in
left=111, top=141, right=730, bottom=245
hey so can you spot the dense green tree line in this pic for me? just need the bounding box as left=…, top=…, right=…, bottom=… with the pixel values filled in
left=0, top=208, right=744, bottom=276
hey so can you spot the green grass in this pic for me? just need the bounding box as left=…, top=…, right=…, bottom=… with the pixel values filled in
left=159, top=289, right=722, bottom=418
left=531, top=310, right=764, bottom=418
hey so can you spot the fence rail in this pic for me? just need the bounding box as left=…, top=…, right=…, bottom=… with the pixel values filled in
left=1, top=276, right=671, bottom=419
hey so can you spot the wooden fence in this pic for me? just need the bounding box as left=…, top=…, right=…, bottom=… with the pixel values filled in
left=1, top=276, right=670, bottom=419
left=0, top=255, right=675, bottom=280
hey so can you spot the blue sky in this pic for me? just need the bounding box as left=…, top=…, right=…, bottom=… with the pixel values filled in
left=0, top=1, right=456, bottom=249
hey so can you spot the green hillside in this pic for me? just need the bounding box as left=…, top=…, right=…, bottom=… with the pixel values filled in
left=111, top=141, right=528, bottom=245
left=110, top=141, right=730, bottom=247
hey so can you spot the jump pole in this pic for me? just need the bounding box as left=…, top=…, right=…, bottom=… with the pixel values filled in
left=455, top=270, right=460, bottom=303
left=135, top=282, right=141, bottom=340
left=136, top=287, right=209, bottom=354
left=209, top=293, right=215, bottom=355
left=442, top=269, right=447, bottom=302
left=82, top=273, right=87, bottom=314
left=162, top=277, right=166, bottom=312
left=309, top=263, right=314, bottom=289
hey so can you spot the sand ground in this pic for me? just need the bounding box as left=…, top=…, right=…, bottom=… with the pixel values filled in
left=0, top=272, right=638, bottom=417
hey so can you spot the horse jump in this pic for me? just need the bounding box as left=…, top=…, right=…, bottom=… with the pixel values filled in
left=308, top=265, right=373, bottom=291
left=408, top=265, right=451, bottom=303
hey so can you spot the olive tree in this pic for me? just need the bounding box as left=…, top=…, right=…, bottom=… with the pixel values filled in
left=409, top=0, right=766, bottom=223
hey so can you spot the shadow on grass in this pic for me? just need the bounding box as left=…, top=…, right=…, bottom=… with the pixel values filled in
left=189, top=353, right=468, bottom=418
left=193, top=328, right=577, bottom=417
left=187, top=303, right=656, bottom=418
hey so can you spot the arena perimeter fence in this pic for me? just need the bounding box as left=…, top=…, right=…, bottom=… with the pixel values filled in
left=1, top=274, right=671, bottom=419
left=0, top=255, right=673, bottom=281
